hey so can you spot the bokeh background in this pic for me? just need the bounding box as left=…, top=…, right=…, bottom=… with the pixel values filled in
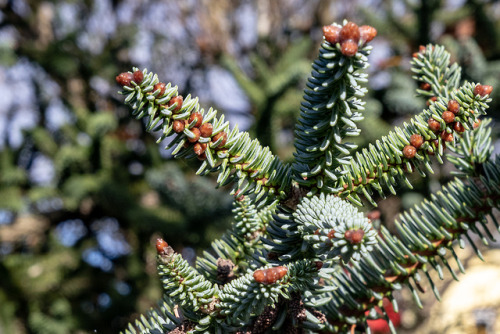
left=0, top=0, right=499, bottom=333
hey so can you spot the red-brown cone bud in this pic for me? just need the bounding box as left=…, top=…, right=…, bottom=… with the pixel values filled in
left=253, top=266, right=288, bottom=284
left=426, top=96, right=437, bottom=106
left=188, top=128, right=201, bottom=143
left=441, top=131, right=454, bottom=142
left=366, top=210, right=381, bottom=220
left=133, top=70, right=144, bottom=84
left=199, top=123, right=213, bottom=137
left=442, top=111, right=455, bottom=124
left=172, top=120, right=185, bottom=133
left=403, top=145, right=416, bottom=159
left=189, top=112, right=203, bottom=128
left=212, top=131, right=227, bottom=148
left=153, top=82, right=166, bottom=96
left=341, top=40, right=358, bottom=57
left=156, top=238, right=168, bottom=254
left=323, top=25, right=341, bottom=44
left=428, top=118, right=441, bottom=131
left=420, top=82, right=431, bottom=91
left=409, top=134, right=424, bottom=149
left=453, top=122, right=465, bottom=133
left=315, top=261, right=323, bottom=271
left=116, top=72, right=133, bottom=87
left=193, top=142, right=207, bottom=155
left=344, top=229, right=365, bottom=244
left=168, top=96, right=183, bottom=112
left=474, top=84, right=493, bottom=97
left=447, top=100, right=460, bottom=114
left=359, top=25, right=377, bottom=44
left=339, top=22, right=360, bottom=43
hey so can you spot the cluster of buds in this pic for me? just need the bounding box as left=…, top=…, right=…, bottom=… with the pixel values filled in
left=404, top=83, right=493, bottom=159
left=413, top=45, right=440, bottom=106
left=403, top=103, right=457, bottom=159
left=253, top=266, right=288, bottom=285
left=322, top=21, right=377, bottom=57
left=116, top=70, right=144, bottom=87
left=116, top=71, right=229, bottom=160
left=316, top=227, right=365, bottom=246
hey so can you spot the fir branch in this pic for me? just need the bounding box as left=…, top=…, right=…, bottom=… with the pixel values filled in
left=319, top=155, right=500, bottom=332
left=447, top=118, right=494, bottom=177
left=291, top=21, right=376, bottom=193
left=116, top=69, right=292, bottom=203
left=154, top=240, right=219, bottom=329
left=121, top=297, right=180, bottom=334
left=218, top=259, right=321, bottom=326
left=196, top=197, right=277, bottom=284
left=264, top=195, right=378, bottom=264
left=333, top=81, right=491, bottom=206
left=411, top=44, right=462, bottom=101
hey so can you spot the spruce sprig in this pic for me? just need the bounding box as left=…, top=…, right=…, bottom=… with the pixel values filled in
left=291, top=21, right=376, bottom=194
left=117, top=70, right=292, bottom=204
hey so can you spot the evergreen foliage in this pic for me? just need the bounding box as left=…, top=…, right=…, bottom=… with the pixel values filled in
left=116, top=20, right=499, bottom=333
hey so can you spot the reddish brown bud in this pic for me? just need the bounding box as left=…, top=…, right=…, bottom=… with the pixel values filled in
left=133, top=70, right=144, bottom=84
left=235, top=190, right=245, bottom=202
left=453, top=122, right=465, bottom=132
left=473, top=120, right=481, bottom=129
left=426, top=96, right=437, bottom=106
left=340, top=22, right=360, bottom=43
left=197, top=152, right=207, bottom=161
left=212, top=131, right=227, bottom=148
left=189, top=112, right=203, bottom=128
left=441, top=131, right=454, bottom=142
left=442, top=111, right=455, bottom=124
left=168, top=96, right=183, bottom=112
left=323, top=25, right=341, bottom=44
left=366, top=210, right=380, bottom=220
left=116, top=72, right=133, bottom=86
left=409, top=134, right=424, bottom=149
left=344, top=229, right=365, bottom=244
left=193, top=142, right=207, bottom=155
left=341, top=40, right=358, bottom=57
left=359, top=25, right=377, bottom=44
left=156, top=238, right=168, bottom=254
left=447, top=100, right=460, bottom=114
left=420, top=82, right=431, bottom=91
left=403, top=145, right=416, bottom=159
left=199, top=123, right=213, bottom=137
left=153, top=82, right=166, bottom=96
left=327, top=230, right=336, bottom=239
left=428, top=118, right=441, bottom=131
left=419, top=45, right=426, bottom=53
left=172, top=120, right=185, bottom=133
left=474, top=84, right=493, bottom=97
left=315, top=261, right=323, bottom=271
left=188, top=127, right=201, bottom=143
left=253, top=266, right=288, bottom=284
